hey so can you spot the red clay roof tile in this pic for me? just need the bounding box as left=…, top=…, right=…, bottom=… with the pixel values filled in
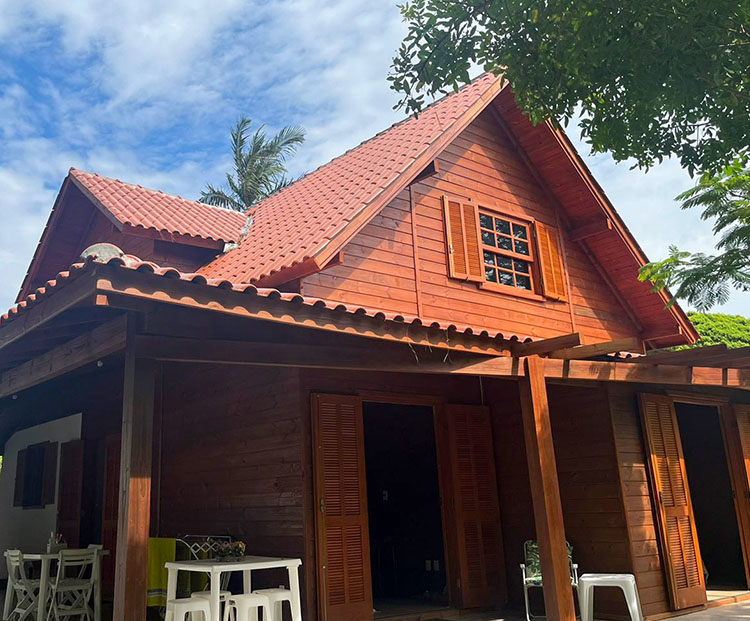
left=70, top=168, right=245, bottom=244
left=200, top=72, right=502, bottom=283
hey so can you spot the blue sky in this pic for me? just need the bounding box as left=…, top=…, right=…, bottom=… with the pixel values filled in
left=0, top=0, right=746, bottom=318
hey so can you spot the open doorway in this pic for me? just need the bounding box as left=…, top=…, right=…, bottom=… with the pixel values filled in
left=675, top=403, right=748, bottom=600
left=362, top=402, right=449, bottom=618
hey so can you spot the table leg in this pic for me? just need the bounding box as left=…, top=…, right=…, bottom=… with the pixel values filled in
left=242, top=569, right=252, bottom=595
left=287, top=565, right=302, bottom=621
left=37, top=558, right=49, bottom=621
left=94, top=552, right=102, bottom=621
left=165, top=568, right=178, bottom=621
left=210, top=572, right=221, bottom=621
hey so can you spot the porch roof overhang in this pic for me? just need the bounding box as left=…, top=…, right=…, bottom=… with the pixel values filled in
left=1, top=253, right=749, bottom=405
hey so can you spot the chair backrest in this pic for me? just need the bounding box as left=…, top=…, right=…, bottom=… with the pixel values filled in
left=178, top=535, right=232, bottom=560
left=523, top=540, right=575, bottom=582
left=5, top=550, right=35, bottom=592
left=53, top=548, right=97, bottom=587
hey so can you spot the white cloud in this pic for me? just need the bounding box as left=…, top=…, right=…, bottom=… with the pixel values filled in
left=0, top=0, right=747, bottom=322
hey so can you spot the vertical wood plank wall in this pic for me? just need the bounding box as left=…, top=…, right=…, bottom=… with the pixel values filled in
left=301, top=109, right=639, bottom=343
left=608, top=385, right=671, bottom=618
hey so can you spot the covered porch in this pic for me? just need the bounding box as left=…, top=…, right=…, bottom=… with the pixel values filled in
left=2, top=256, right=750, bottom=621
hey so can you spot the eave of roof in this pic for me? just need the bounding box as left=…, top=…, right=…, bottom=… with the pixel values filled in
left=69, top=168, right=245, bottom=245
left=2, top=251, right=526, bottom=356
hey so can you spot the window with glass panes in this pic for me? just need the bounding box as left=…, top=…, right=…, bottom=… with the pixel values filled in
left=479, top=211, right=534, bottom=291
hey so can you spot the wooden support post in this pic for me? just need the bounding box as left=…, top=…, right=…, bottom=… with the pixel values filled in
left=519, top=356, right=576, bottom=621
left=113, top=317, right=155, bottom=621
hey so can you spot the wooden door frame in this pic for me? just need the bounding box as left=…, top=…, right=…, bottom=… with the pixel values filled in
left=358, top=393, right=458, bottom=610
left=322, top=390, right=462, bottom=611
left=670, top=395, right=750, bottom=591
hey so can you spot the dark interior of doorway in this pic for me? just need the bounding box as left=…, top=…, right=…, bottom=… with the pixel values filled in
left=363, top=403, right=449, bottom=618
left=675, top=403, right=747, bottom=596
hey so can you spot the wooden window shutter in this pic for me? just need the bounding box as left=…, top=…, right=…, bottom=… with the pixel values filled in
left=57, top=439, right=85, bottom=547
left=639, top=394, right=706, bottom=610
left=735, top=405, right=750, bottom=484
left=13, top=448, right=27, bottom=507
left=443, top=404, right=505, bottom=608
left=42, top=441, right=59, bottom=506
left=443, top=196, right=483, bottom=282
left=535, top=221, right=568, bottom=300
left=312, top=394, right=373, bottom=621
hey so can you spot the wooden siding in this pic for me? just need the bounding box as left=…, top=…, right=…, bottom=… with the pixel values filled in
left=157, top=364, right=306, bottom=595
left=26, top=184, right=219, bottom=296
left=608, top=385, right=671, bottom=618
left=301, top=110, right=639, bottom=344
left=487, top=379, right=632, bottom=618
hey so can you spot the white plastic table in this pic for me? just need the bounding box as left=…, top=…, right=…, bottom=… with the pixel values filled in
left=164, top=555, right=302, bottom=621
left=3, top=549, right=107, bottom=621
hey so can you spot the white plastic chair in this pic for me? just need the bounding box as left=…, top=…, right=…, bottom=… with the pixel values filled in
left=4, top=550, right=41, bottom=621
left=167, top=597, right=211, bottom=621
left=252, top=588, right=292, bottom=621
left=46, top=548, right=97, bottom=620
left=578, top=573, right=643, bottom=621
left=223, top=593, right=271, bottom=621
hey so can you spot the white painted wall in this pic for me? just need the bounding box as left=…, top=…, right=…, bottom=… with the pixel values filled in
left=0, top=414, right=82, bottom=579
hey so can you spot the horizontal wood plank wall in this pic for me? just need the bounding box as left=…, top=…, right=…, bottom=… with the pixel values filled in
left=484, top=378, right=535, bottom=609
left=158, top=364, right=306, bottom=597
left=608, top=385, right=671, bottom=618
left=486, top=380, right=632, bottom=618
left=301, top=109, right=639, bottom=343
left=299, top=369, right=484, bottom=621
left=80, top=210, right=217, bottom=273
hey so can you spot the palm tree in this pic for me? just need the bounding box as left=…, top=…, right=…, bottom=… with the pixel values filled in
left=200, top=117, right=305, bottom=212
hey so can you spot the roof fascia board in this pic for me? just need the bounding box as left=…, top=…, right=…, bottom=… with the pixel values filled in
left=311, top=78, right=508, bottom=270
left=17, top=175, right=75, bottom=303
left=541, top=122, right=698, bottom=342
left=68, top=174, right=126, bottom=232
left=120, top=223, right=225, bottom=250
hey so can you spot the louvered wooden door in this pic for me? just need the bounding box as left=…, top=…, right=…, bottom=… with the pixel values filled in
left=728, top=404, right=750, bottom=587
left=312, top=394, right=373, bottom=621
left=639, top=394, right=706, bottom=610
left=444, top=404, right=504, bottom=608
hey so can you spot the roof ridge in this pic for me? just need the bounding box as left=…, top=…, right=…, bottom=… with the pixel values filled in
left=244, top=71, right=500, bottom=218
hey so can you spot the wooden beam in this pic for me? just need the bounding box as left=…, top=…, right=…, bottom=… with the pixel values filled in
left=411, top=159, right=440, bottom=184
left=630, top=344, right=729, bottom=365
left=512, top=333, right=581, bottom=357
left=549, top=337, right=642, bottom=360
left=134, top=334, right=750, bottom=389
left=0, top=270, right=97, bottom=352
left=568, top=218, right=613, bottom=242
left=98, top=266, right=514, bottom=356
left=0, top=315, right=127, bottom=399
left=113, top=317, right=155, bottom=621
left=519, top=356, right=576, bottom=621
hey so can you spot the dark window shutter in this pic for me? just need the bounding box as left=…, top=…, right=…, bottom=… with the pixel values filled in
left=42, top=442, right=59, bottom=506
left=13, top=448, right=27, bottom=507
left=536, top=221, right=568, bottom=300
left=443, top=196, right=483, bottom=282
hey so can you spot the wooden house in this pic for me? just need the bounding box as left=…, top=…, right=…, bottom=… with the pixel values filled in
left=2, top=73, right=750, bottom=621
